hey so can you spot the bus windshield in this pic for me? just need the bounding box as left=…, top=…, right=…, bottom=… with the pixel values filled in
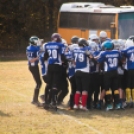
left=59, top=12, right=115, bottom=30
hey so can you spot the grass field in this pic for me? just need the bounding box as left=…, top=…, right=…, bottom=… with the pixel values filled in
left=0, top=60, right=134, bottom=134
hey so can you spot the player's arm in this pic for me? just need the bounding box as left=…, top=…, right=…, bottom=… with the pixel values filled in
left=44, top=51, right=49, bottom=61
left=26, top=50, right=39, bottom=63
left=43, top=44, right=49, bottom=61
left=29, top=57, right=39, bottom=63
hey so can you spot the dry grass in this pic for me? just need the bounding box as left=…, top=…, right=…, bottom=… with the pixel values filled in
left=0, top=60, right=134, bottom=134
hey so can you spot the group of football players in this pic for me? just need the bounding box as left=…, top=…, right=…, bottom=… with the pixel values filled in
left=26, top=31, right=134, bottom=111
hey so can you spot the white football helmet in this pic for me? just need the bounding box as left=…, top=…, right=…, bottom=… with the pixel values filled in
left=118, top=39, right=126, bottom=50
left=112, top=39, right=120, bottom=50
left=89, top=34, right=99, bottom=40
left=89, top=41, right=100, bottom=51
left=125, top=39, right=134, bottom=49
left=99, top=31, right=107, bottom=38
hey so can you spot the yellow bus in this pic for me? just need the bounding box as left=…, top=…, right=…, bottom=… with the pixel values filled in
left=57, top=2, right=134, bottom=44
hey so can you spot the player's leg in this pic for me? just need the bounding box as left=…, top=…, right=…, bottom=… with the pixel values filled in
left=68, top=75, right=76, bottom=109
left=126, top=70, right=132, bottom=107
left=104, top=72, right=113, bottom=111
left=50, top=64, right=62, bottom=109
left=57, top=77, right=69, bottom=104
left=29, top=65, right=42, bottom=105
left=93, top=72, right=100, bottom=108
left=87, top=73, right=94, bottom=109
left=131, top=70, right=134, bottom=107
left=74, top=71, right=82, bottom=109
left=80, top=72, right=90, bottom=111
left=112, top=73, right=120, bottom=110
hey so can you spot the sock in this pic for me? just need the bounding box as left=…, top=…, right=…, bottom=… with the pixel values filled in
left=52, top=89, right=57, bottom=104
left=114, top=90, right=119, bottom=104
left=69, top=94, right=74, bottom=108
left=132, top=89, right=134, bottom=102
left=74, top=93, right=81, bottom=106
left=126, top=88, right=131, bottom=102
left=106, top=90, right=112, bottom=104
left=82, top=94, right=88, bottom=107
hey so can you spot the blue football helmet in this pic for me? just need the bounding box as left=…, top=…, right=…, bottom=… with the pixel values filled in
left=101, top=41, right=114, bottom=51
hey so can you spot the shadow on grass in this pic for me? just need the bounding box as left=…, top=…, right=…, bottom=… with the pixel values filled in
left=50, top=103, right=134, bottom=119
left=0, top=110, right=11, bottom=117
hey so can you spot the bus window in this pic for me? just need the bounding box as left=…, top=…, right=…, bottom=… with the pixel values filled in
left=78, top=13, right=89, bottom=28
left=119, top=12, right=134, bottom=39
left=59, top=12, right=69, bottom=28
left=69, top=13, right=79, bottom=28
left=59, top=12, right=115, bottom=30
left=89, top=14, right=115, bottom=30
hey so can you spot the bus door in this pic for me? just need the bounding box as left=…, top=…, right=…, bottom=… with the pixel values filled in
left=110, top=22, right=116, bottom=39
left=81, top=29, right=86, bottom=38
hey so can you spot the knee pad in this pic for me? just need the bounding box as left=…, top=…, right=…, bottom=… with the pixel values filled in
left=106, top=90, right=112, bottom=103
left=106, top=90, right=112, bottom=95
left=132, top=89, right=134, bottom=101
left=126, top=88, right=131, bottom=102
left=114, top=90, right=119, bottom=95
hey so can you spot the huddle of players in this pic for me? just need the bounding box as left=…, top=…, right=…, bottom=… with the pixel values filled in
left=26, top=31, right=134, bottom=111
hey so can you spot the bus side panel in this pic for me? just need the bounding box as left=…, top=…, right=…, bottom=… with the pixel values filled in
left=58, top=28, right=81, bottom=44
left=58, top=28, right=89, bottom=44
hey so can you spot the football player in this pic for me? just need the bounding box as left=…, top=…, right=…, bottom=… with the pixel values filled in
left=26, top=36, right=42, bottom=106
left=87, top=41, right=100, bottom=109
left=72, top=38, right=92, bottom=111
left=96, top=41, right=122, bottom=111
left=43, top=33, right=66, bottom=110
left=121, top=36, right=134, bottom=108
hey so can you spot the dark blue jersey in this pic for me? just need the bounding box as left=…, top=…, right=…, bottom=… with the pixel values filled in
left=44, top=42, right=65, bottom=65
left=97, top=50, right=121, bottom=72
left=73, top=46, right=91, bottom=73
left=26, top=44, right=40, bottom=66
left=90, top=51, right=100, bottom=73
left=64, top=50, right=75, bottom=78
left=121, top=46, right=134, bottom=70
left=38, top=52, right=48, bottom=76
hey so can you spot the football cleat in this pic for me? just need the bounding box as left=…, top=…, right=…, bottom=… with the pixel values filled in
left=31, top=101, right=43, bottom=107
left=106, top=104, right=113, bottom=111
left=39, top=95, right=45, bottom=102
left=79, top=105, right=88, bottom=111
left=115, top=103, right=121, bottom=110
left=73, top=104, right=79, bottom=110
left=96, top=101, right=103, bottom=109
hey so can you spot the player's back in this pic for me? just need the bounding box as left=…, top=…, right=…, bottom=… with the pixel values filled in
left=98, top=50, right=121, bottom=72
left=73, top=46, right=90, bottom=73
left=122, top=46, right=134, bottom=70
left=44, top=42, right=64, bottom=65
